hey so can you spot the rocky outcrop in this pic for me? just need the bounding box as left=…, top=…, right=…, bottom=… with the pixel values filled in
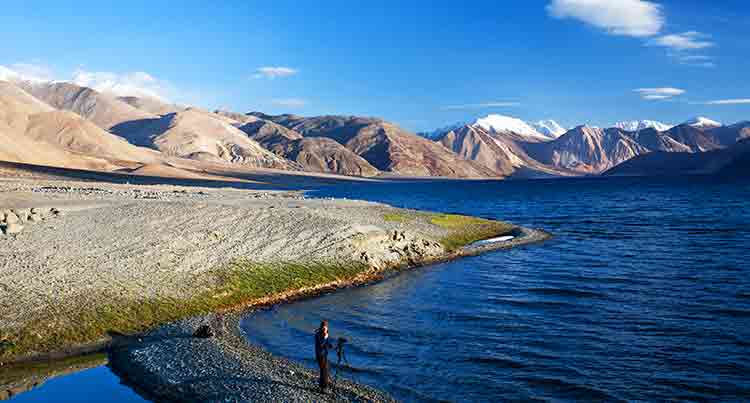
left=0, top=207, right=64, bottom=235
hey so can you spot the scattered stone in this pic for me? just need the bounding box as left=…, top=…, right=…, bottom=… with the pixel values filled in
left=4, top=223, right=24, bottom=235
left=193, top=325, right=214, bottom=339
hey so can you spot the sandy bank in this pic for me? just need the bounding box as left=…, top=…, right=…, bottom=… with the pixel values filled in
left=105, top=225, right=549, bottom=402
left=0, top=177, right=531, bottom=365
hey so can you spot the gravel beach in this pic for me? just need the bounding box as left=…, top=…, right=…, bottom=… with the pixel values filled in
left=0, top=176, right=548, bottom=401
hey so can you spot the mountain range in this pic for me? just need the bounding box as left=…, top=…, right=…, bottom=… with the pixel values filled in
left=0, top=75, right=747, bottom=180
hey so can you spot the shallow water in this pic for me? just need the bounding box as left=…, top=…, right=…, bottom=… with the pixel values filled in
left=242, top=176, right=750, bottom=402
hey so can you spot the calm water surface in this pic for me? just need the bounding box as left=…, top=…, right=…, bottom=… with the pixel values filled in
left=10, top=176, right=749, bottom=402
left=242, top=176, right=750, bottom=402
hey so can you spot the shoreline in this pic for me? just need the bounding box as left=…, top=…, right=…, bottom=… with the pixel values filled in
left=105, top=227, right=550, bottom=402
left=0, top=176, right=549, bottom=400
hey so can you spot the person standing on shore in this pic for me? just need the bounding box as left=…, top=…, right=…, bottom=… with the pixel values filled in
left=315, top=320, right=333, bottom=392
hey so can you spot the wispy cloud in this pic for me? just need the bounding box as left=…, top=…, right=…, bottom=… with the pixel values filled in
left=547, top=1, right=718, bottom=67
left=672, top=54, right=716, bottom=68
left=650, top=31, right=715, bottom=50
left=253, top=66, right=298, bottom=79
left=271, top=98, right=306, bottom=108
left=0, top=62, right=180, bottom=101
left=546, top=0, right=664, bottom=37
left=0, top=62, right=55, bottom=82
left=698, top=99, right=750, bottom=105
left=634, top=87, right=686, bottom=100
left=440, top=102, right=520, bottom=110
left=72, top=69, right=174, bottom=101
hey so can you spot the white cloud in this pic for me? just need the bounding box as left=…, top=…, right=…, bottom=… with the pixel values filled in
left=72, top=69, right=172, bottom=101
left=0, top=62, right=54, bottom=82
left=271, top=98, right=306, bottom=108
left=650, top=31, right=715, bottom=50
left=634, top=87, right=686, bottom=100
left=253, top=66, right=298, bottom=79
left=701, top=99, right=750, bottom=105
left=441, top=102, right=520, bottom=110
left=547, top=0, right=664, bottom=37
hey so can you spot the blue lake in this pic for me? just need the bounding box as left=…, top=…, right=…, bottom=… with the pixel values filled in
left=242, top=176, right=750, bottom=402
left=9, top=175, right=750, bottom=402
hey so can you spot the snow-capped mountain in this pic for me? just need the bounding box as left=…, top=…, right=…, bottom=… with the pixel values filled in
left=530, top=120, right=566, bottom=138
left=613, top=120, right=673, bottom=132
left=473, top=115, right=552, bottom=142
left=684, top=117, right=722, bottom=129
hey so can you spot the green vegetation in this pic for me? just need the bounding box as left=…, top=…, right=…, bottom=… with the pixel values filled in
left=0, top=261, right=368, bottom=363
left=427, top=213, right=514, bottom=251
left=383, top=212, right=414, bottom=223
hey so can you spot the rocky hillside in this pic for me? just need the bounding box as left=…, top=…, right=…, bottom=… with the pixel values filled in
left=111, top=108, right=297, bottom=169
left=259, top=114, right=496, bottom=178
left=19, top=81, right=155, bottom=130
left=523, top=126, right=649, bottom=174
left=0, top=81, right=162, bottom=171
left=436, top=124, right=568, bottom=178
left=239, top=119, right=379, bottom=177
left=605, top=138, right=750, bottom=177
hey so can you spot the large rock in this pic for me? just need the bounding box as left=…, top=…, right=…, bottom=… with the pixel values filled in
left=5, top=212, right=20, bottom=225
left=3, top=222, right=23, bottom=235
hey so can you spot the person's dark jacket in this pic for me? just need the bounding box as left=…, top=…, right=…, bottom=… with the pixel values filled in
left=315, top=329, right=333, bottom=363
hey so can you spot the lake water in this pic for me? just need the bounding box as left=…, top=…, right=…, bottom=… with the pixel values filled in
left=241, top=176, right=750, bottom=402
left=9, top=176, right=749, bottom=402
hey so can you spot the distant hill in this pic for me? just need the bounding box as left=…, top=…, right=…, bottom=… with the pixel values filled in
left=238, top=119, right=379, bottom=177
left=258, top=113, right=496, bottom=178
left=604, top=139, right=750, bottom=177
left=111, top=108, right=297, bottom=170
left=19, top=81, right=155, bottom=130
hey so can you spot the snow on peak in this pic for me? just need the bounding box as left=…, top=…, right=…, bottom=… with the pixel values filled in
left=613, top=120, right=673, bottom=132
left=473, top=114, right=547, bottom=139
left=684, top=116, right=722, bottom=128
left=530, top=120, right=566, bottom=138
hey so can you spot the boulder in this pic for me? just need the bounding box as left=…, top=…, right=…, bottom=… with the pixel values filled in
left=29, top=214, right=43, bottom=223
left=5, top=212, right=20, bottom=225
left=3, top=223, right=23, bottom=235
left=193, top=325, right=214, bottom=339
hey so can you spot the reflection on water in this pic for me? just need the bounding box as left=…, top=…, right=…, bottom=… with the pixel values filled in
left=6, top=365, right=145, bottom=402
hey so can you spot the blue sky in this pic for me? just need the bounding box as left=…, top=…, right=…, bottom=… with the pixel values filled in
left=1, top=0, right=749, bottom=131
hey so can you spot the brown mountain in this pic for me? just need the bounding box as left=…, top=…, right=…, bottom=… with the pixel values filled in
left=436, top=124, right=569, bottom=178
left=661, top=124, right=724, bottom=152
left=111, top=108, right=297, bottom=169
left=18, top=82, right=155, bottom=130
left=624, top=128, right=692, bottom=153
left=257, top=114, right=495, bottom=178
left=239, top=119, right=379, bottom=177
left=524, top=126, right=649, bottom=174
left=605, top=138, right=750, bottom=177
left=118, top=96, right=184, bottom=116
left=0, top=81, right=157, bottom=170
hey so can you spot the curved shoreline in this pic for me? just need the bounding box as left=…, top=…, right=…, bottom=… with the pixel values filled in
left=106, top=227, right=550, bottom=402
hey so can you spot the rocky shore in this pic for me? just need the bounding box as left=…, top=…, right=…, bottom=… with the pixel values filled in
left=0, top=177, right=549, bottom=400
